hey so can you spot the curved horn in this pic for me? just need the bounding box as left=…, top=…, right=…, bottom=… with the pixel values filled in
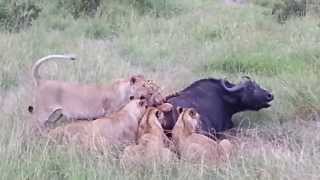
left=220, top=79, right=245, bottom=92
left=241, top=76, right=251, bottom=81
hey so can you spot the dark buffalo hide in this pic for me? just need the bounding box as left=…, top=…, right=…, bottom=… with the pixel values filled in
left=163, top=77, right=274, bottom=138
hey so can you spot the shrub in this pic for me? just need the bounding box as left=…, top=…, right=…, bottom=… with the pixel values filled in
left=133, top=0, right=181, bottom=17
left=271, top=0, right=306, bottom=23
left=0, top=0, right=41, bottom=32
left=57, top=0, right=101, bottom=18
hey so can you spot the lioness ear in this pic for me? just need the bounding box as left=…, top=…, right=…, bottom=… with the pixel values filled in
left=130, top=75, right=145, bottom=85
left=177, top=107, right=183, bottom=114
left=157, top=103, right=173, bottom=112
left=130, top=76, right=137, bottom=85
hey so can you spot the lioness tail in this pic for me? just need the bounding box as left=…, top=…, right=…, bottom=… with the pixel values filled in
left=32, top=54, right=76, bottom=86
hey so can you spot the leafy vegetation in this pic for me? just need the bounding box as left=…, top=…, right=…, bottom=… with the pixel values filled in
left=0, top=0, right=41, bottom=32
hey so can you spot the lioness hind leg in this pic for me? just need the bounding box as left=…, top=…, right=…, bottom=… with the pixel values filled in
left=219, top=139, right=233, bottom=159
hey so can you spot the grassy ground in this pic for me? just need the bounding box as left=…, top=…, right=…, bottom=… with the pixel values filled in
left=1, top=0, right=320, bottom=179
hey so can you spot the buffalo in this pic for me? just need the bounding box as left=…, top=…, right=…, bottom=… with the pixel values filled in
left=163, top=76, right=273, bottom=138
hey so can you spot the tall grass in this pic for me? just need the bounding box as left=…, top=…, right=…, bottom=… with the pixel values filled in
left=1, top=0, right=320, bottom=179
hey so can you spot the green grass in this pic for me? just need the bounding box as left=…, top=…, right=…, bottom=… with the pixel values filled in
left=1, top=0, right=320, bottom=179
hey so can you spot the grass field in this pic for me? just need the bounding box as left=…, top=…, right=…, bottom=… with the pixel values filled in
left=1, top=0, right=320, bottom=179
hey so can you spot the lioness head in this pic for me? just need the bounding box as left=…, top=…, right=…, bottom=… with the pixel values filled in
left=127, top=75, right=164, bottom=106
left=137, top=103, right=173, bottom=139
left=175, top=107, right=201, bottom=133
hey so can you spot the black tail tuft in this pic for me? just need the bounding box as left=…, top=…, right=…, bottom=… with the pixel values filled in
left=28, top=106, right=34, bottom=113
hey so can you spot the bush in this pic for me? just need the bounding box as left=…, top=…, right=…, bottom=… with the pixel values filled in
left=271, top=0, right=306, bottom=23
left=57, top=0, right=100, bottom=18
left=0, top=0, right=41, bottom=32
left=133, top=0, right=181, bottom=17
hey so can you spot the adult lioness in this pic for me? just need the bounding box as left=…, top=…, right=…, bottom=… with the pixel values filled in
left=29, top=54, right=161, bottom=130
left=120, top=105, right=176, bottom=168
left=172, top=107, right=233, bottom=166
left=48, top=99, right=148, bottom=151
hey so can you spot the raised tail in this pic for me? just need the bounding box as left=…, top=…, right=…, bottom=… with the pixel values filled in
left=32, top=54, right=77, bottom=86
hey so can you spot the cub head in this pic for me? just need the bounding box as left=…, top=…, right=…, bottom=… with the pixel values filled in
left=127, top=76, right=164, bottom=106
left=137, top=103, right=173, bottom=139
left=125, top=98, right=148, bottom=120
left=174, top=107, right=200, bottom=133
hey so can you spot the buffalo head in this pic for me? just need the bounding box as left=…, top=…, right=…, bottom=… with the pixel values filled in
left=220, top=76, right=273, bottom=111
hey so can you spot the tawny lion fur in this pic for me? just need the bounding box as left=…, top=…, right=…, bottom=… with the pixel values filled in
left=120, top=105, right=176, bottom=168
left=30, top=54, right=161, bottom=130
left=172, top=107, right=233, bottom=166
left=48, top=99, right=148, bottom=151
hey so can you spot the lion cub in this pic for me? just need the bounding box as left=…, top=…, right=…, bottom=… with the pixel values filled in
left=48, top=99, right=148, bottom=151
left=29, top=55, right=162, bottom=130
left=172, top=107, right=233, bottom=165
left=120, top=104, right=176, bottom=168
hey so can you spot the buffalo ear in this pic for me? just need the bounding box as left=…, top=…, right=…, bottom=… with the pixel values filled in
left=177, top=107, right=183, bottom=114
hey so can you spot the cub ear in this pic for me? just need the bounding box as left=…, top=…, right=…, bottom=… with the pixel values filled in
left=177, top=106, right=183, bottom=114
left=157, top=103, right=173, bottom=112
left=155, top=110, right=163, bottom=119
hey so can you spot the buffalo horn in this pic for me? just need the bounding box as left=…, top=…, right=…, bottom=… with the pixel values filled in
left=220, top=79, right=245, bottom=92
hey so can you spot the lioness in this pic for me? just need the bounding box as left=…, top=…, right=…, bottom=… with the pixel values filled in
left=48, top=98, right=148, bottom=151
left=120, top=105, right=176, bottom=168
left=172, top=107, right=233, bottom=166
left=29, top=54, right=162, bottom=130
